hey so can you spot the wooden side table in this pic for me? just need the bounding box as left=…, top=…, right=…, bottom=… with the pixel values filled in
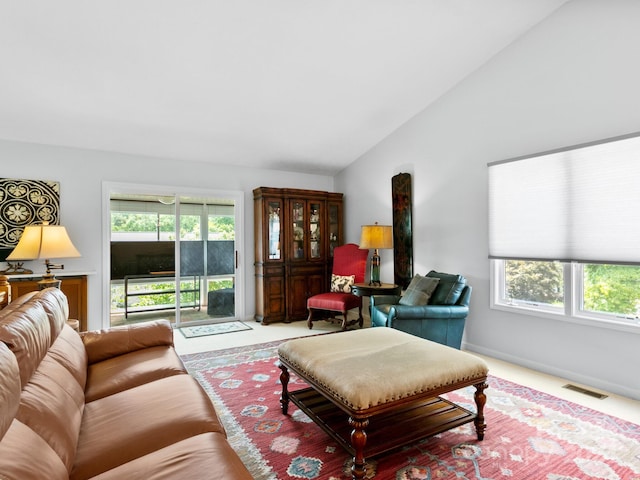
left=351, top=282, right=402, bottom=297
left=351, top=283, right=402, bottom=321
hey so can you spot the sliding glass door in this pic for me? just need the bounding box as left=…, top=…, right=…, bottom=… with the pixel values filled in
left=107, top=185, right=241, bottom=328
left=175, top=196, right=237, bottom=327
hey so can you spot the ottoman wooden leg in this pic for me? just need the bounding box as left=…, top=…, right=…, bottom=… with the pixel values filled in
left=349, top=416, right=369, bottom=480
left=279, top=364, right=291, bottom=415
left=473, top=382, right=488, bottom=440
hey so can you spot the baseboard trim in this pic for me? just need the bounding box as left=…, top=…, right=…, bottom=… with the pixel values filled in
left=462, top=341, right=639, bottom=402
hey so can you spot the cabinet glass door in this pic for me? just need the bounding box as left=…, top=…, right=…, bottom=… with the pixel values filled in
left=268, top=201, right=281, bottom=260
left=309, top=202, right=321, bottom=259
left=292, top=200, right=305, bottom=259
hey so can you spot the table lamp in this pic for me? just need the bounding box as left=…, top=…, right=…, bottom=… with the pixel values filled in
left=359, top=222, right=393, bottom=286
left=6, top=222, right=81, bottom=289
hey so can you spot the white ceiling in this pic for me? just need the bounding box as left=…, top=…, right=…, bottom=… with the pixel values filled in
left=0, top=1, right=568, bottom=175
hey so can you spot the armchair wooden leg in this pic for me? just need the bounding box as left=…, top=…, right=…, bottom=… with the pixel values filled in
left=341, top=310, right=348, bottom=330
left=357, top=306, right=363, bottom=329
left=307, top=309, right=315, bottom=329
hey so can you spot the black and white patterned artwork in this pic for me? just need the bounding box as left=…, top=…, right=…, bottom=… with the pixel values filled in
left=0, top=178, right=60, bottom=248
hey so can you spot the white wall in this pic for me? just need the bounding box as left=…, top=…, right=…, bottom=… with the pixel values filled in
left=336, top=0, right=640, bottom=400
left=0, top=140, right=334, bottom=330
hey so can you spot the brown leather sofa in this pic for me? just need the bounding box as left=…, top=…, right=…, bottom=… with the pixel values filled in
left=0, top=288, right=253, bottom=479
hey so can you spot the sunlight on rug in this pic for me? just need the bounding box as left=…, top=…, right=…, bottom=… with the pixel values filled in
left=181, top=341, right=640, bottom=480
left=179, top=321, right=252, bottom=338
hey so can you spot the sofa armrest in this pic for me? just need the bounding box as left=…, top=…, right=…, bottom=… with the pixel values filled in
left=387, top=304, right=469, bottom=322
left=81, top=320, right=174, bottom=364
left=370, top=294, right=401, bottom=308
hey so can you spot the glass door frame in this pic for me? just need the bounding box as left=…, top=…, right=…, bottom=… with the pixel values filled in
left=102, top=181, right=244, bottom=329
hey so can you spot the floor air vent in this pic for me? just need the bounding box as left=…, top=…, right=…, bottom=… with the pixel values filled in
left=562, top=384, right=608, bottom=400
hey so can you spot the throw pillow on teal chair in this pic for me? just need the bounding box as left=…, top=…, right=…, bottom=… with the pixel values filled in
left=398, top=274, right=439, bottom=306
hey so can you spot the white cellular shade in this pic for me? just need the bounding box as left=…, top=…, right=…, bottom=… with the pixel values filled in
left=489, top=133, right=640, bottom=264
left=110, top=199, right=233, bottom=216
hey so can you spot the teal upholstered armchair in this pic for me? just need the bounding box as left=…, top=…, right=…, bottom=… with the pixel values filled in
left=370, top=271, right=471, bottom=349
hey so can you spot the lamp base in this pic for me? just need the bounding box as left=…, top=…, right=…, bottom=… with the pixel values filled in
left=38, top=275, right=61, bottom=290
left=368, top=249, right=381, bottom=286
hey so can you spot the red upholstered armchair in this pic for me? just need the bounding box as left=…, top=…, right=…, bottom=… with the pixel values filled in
left=306, top=243, right=369, bottom=331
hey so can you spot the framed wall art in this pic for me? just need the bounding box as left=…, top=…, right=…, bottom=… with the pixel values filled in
left=0, top=178, right=60, bottom=261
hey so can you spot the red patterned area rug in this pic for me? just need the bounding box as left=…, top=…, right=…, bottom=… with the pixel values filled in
left=181, top=340, right=640, bottom=480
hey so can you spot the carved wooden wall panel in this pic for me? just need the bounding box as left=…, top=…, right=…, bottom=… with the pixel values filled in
left=392, top=173, right=413, bottom=289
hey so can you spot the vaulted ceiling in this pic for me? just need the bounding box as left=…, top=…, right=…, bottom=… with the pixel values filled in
left=0, top=1, right=568, bottom=175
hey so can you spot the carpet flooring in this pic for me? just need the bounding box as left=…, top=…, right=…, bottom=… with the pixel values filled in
left=181, top=340, right=640, bottom=479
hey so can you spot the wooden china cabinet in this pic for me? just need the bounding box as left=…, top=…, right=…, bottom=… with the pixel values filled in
left=253, top=187, right=343, bottom=324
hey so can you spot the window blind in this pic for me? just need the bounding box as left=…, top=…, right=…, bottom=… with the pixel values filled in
left=488, top=132, right=640, bottom=264
left=111, top=200, right=233, bottom=216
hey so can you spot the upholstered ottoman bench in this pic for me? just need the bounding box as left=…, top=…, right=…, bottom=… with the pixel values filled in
left=278, top=327, right=489, bottom=480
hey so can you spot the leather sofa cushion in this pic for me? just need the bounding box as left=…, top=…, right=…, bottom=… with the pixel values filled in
left=47, top=326, right=88, bottom=391
left=72, top=374, right=226, bottom=479
left=89, top=433, right=252, bottom=480
left=85, top=345, right=187, bottom=402
left=0, top=289, right=76, bottom=388
left=34, top=287, right=69, bottom=340
left=18, top=338, right=86, bottom=471
left=0, top=290, right=87, bottom=477
left=0, top=342, right=20, bottom=440
left=0, top=420, right=69, bottom=480
left=81, top=320, right=174, bottom=364
left=0, top=291, right=38, bottom=315
left=426, top=270, right=467, bottom=305
left=0, top=302, right=52, bottom=387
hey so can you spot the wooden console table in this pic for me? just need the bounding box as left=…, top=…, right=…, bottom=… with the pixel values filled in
left=7, top=274, right=88, bottom=331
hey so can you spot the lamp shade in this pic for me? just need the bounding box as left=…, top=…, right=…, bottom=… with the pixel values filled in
left=359, top=224, right=393, bottom=250
left=7, top=224, right=81, bottom=261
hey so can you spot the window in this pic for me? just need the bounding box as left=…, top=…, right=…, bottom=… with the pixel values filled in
left=493, top=260, right=640, bottom=322
left=580, top=263, right=640, bottom=320
left=499, top=260, right=564, bottom=311
left=489, top=133, right=640, bottom=328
